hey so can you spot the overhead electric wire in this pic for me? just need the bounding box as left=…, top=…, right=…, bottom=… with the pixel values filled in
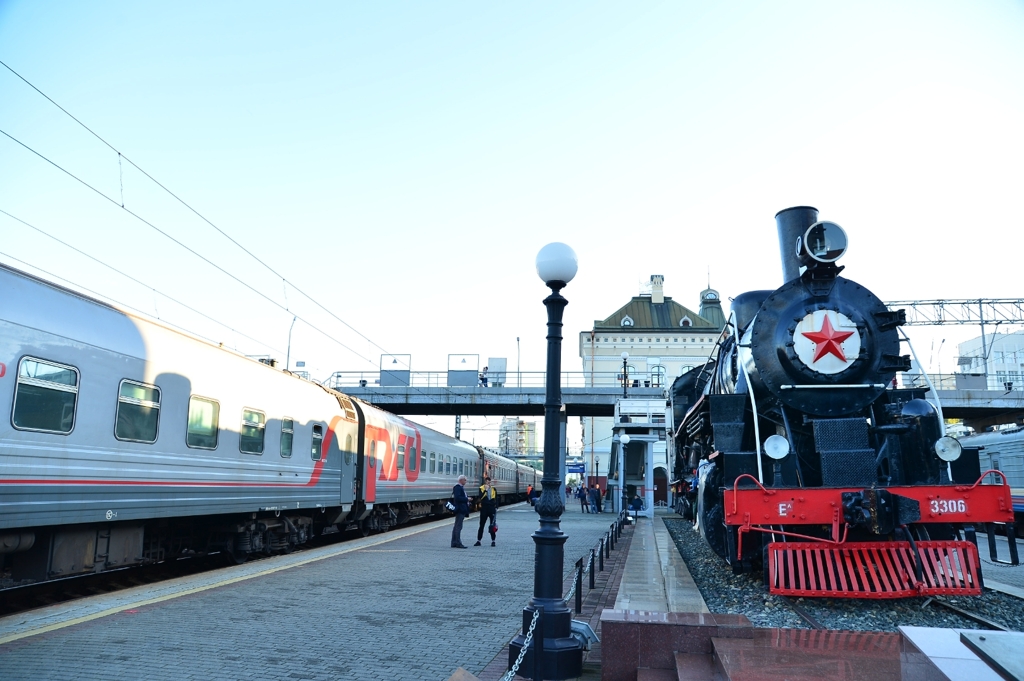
left=0, top=58, right=406, bottom=370
left=0, top=207, right=286, bottom=358
left=0, top=127, right=377, bottom=369
left=0, top=248, right=277, bottom=355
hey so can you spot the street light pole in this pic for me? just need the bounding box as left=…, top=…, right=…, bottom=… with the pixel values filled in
left=621, top=351, right=629, bottom=398
left=286, top=315, right=297, bottom=371
left=509, top=242, right=583, bottom=680
left=619, top=433, right=630, bottom=514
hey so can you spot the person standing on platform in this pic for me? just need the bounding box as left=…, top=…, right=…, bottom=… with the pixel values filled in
left=475, top=477, right=498, bottom=546
left=450, top=475, right=470, bottom=548
left=578, top=485, right=590, bottom=513
left=588, top=485, right=600, bottom=514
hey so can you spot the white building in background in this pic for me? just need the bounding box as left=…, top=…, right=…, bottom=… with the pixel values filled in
left=577, top=275, right=726, bottom=499
left=498, top=417, right=537, bottom=457
left=957, top=330, right=1024, bottom=390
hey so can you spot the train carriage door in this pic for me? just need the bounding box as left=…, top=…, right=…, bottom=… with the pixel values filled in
left=336, top=396, right=360, bottom=505
left=348, top=400, right=374, bottom=505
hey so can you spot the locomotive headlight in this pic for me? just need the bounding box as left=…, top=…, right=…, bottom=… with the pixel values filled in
left=934, top=436, right=963, bottom=462
left=764, top=434, right=790, bottom=460
left=798, top=221, right=848, bottom=266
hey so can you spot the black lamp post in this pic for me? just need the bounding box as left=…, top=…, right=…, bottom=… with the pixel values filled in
left=621, top=351, right=629, bottom=398
left=509, top=242, right=583, bottom=680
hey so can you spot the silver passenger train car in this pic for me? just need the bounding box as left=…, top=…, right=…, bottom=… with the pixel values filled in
left=0, top=264, right=535, bottom=581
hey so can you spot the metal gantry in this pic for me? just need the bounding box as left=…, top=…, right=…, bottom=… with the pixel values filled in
left=885, top=299, right=1024, bottom=326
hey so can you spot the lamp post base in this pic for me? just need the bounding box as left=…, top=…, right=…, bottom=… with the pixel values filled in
left=508, top=602, right=583, bottom=681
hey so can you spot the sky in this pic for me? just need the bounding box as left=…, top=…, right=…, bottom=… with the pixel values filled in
left=2, top=1, right=1024, bottom=446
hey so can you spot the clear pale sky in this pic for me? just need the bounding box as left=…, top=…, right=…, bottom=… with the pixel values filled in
left=2, top=2, right=1023, bottom=444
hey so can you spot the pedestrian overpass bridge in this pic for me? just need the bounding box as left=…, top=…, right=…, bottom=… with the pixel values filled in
left=324, top=371, right=1024, bottom=429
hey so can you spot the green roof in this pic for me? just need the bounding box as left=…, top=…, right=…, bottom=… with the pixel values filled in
left=593, top=296, right=719, bottom=331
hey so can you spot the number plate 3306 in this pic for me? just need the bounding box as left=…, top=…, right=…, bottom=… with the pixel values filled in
left=930, top=499, right=967, bottom=514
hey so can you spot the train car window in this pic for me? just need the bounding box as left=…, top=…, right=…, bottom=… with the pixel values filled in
left=311, top=424, right=323, bottom=460
left=369, top=440, right=377, bottom=468
left=114, top=379, right=160, bottom=443
left=420, top=447, right=427, bottom=472
left=280, top=418, right=294, bottom=457
left=12, top=357, right=80, bottom=434
left=445, top=455, right=451, bottom=475
left=429, top=451, right=436, bottom=473
left=344, top=434, right=354, bottom=465
left=186, top=396, right=220, bottom=449
left=240, top=409, right=266, bottom=454
left=409, top=445, right=416, bottom=471
left=397, top=444, right=406, bottom=470
left=458, top=459, right=463, bottom=476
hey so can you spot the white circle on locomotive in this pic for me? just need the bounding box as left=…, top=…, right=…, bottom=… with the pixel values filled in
left=792, top=309, right=861, bottom=375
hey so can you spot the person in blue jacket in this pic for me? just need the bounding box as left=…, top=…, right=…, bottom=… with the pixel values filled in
left=451, top=475, right=470, bottom=548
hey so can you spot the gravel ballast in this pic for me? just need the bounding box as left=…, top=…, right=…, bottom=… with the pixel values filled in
left=663, top=517, right=1024, bottom=632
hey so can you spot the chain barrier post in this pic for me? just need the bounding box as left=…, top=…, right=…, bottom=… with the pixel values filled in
left=533, top=604, right=545, bottom=681
left=575, top=558, right=583, bottom=614
left=589, top=549, right=596, bottom=590
left=599, top=539, right=605, bottom=571
left=609, top=525, right=615, bottom=551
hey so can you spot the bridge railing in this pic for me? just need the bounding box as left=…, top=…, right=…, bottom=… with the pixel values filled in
left=322, top=370, right=1021, bottom=394
left=321, top=370, right=668, bottom=391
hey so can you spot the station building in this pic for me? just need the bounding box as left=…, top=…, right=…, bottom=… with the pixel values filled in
left=578, top=275, right=725, bottom=505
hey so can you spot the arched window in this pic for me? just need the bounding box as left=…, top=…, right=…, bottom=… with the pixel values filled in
left=620, top=316, right=634, bottom=327
left=680, top=316, right=692, bottom=327
left=651, top=365, right=666, bottom=387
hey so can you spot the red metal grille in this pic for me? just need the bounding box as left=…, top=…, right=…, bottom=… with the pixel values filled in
left=767, top=541, right=982, bottom=598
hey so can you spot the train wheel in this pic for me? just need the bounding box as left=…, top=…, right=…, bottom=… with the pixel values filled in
left=225, top=547, right=248, bottom=565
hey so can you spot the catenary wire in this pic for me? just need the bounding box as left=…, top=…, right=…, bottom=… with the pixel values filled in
left=0, top=249, right=278, bottom=355
left=0, top=127, right=379, bottom=370
left=0, top=207, right=287, bottom=358
left=0, top=58, right=407, bottom=370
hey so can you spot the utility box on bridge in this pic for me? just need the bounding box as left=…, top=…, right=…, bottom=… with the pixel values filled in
left=448, top=354, right=480, bottom=387
left=955, top=373, right=987, bottom=390
left=380, top=354, right=411, bottom=387
left=486, top=358, right=507, bottom=387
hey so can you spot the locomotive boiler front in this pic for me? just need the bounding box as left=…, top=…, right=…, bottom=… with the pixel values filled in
left=735, top=208, right=911, bottom=417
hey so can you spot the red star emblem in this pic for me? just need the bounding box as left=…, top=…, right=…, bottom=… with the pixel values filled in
left=801, top=315, right=855, bottom=363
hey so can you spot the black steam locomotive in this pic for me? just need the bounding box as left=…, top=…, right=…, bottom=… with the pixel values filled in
left=670, top=207, right=1015, bottom=598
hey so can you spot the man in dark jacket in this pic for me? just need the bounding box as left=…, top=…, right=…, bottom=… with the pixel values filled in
left=451, top=475, right=470, bottom=548
left=577, top=485, right=590, bottom=513
left=475, top=477, right=498, bottom=546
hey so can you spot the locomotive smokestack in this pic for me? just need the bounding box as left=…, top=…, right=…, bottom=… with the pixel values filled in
left=775, top=206, right=818, bottom=283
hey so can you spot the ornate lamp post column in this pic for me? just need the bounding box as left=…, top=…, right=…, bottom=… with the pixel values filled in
left=509, top=242, right=583, bottom=680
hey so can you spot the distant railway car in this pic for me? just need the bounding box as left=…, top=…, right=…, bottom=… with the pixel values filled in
left=0, top=263, right=526, bottom=582
left=957, top=427, right=1024, bottom=534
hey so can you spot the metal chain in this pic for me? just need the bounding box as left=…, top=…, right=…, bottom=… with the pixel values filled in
left=564, top=567, right=581, bottom=604
left=501, top=608, right=540, bottom=681
left=502, top=537, right=607, bottom=679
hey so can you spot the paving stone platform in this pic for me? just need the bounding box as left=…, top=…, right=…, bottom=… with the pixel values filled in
left=0, top=502, right=620, bottom=681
